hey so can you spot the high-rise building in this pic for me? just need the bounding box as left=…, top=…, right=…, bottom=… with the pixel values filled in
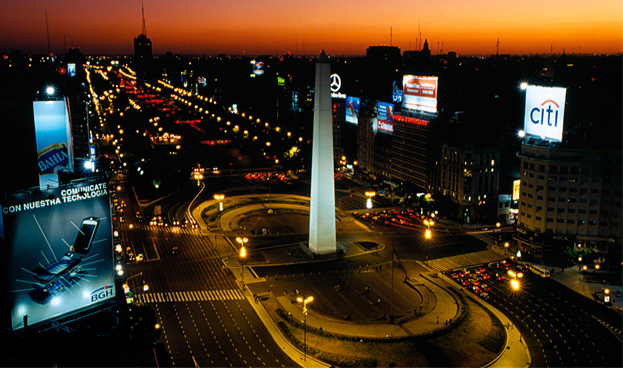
left=514, top=139, right=622, bottom=260
left=134, top=3, right=153, bottom=83
left=391, top=113, right=430, bottom=191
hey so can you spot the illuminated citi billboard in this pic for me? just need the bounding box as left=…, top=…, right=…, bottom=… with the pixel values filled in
left=402, top=75, right=438, bottom=113
left=33, top=100, right=74, bottom=188
left=2, top=176, right=114, bottom=330
left=523, top=85, right=567, bottom=142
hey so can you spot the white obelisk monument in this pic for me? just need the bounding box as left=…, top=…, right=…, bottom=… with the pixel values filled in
left=308, top=50, right=337, bottom=255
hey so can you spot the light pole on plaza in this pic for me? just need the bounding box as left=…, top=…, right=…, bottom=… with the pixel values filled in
left=297, top=296, right=314, bottom=361
left=236, top=237, right=248, bottom=288
left=214, top=194, right=225, bottom=212
left=365, top=191, right=375, bottom=213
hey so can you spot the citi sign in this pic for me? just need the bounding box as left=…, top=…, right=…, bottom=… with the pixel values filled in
left=523, top=85, right=567, bottom=142
left=91, top=285, right=114, bottom=302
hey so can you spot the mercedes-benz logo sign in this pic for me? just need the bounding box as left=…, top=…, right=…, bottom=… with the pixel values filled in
left=330, top=74, right=341, bottom=93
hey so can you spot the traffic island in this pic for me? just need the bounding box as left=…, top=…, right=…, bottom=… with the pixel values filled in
left=260, top=291, right=505, bottom=367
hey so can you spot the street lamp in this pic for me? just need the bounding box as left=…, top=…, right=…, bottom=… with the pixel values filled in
left=194, top=173, right=203, bottom=188
left=236, top=237, right=248, bottom=288
left=365, top=191, right=376, bottom=212
left=214, top=194, right=225, bottom=211
left=504, top=242, right=509, bottom=254
left=297, top=296, right=314, bottom=361
left=520, top=313, right=532, bottom=342
left=423, top=220, right=433, bottom=240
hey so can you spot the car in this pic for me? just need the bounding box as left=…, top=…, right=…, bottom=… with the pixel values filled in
left=136, top=253, right=144, bottom=262
left=480, top=292, right=491, bottom=300
left=171, top=247, right=179, bottom=255
left=480, top=284, right=491, bottom=292
left=119, top=215, right=125, bottom=223
left=496, top=274, right=505, bottom=281
left=180, top=218, right=187, bottom=228
left=172, top=218, right=179, bottom=226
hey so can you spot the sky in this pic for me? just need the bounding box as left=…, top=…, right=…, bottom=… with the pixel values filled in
left=1, top=0, right=621, bottom=56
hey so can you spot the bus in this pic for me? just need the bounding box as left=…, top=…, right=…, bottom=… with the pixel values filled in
left=530, top=265, right=551, bottom=277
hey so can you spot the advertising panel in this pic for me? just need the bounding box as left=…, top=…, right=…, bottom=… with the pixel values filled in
left=512, top=179, right=521, bottom=201
left=67, top=63, right=76, bottom=77
left=377, top=101, right=394, bottom=134
left=523, top=85, right=566, bottom=142
left=345, top=96, right=360, bottom=125
left=2, top=177, right=114, bottom=330
left=33, top=100, right=73, bottom=188
left=402, top=75, right=438, bottom=113
left=251, top=60, right=264, bottom=76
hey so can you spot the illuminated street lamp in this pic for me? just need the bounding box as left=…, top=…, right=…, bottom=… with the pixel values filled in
left=297, top=296, right=314, bottom=361
left=423, top=219, right=433, bottom=240
left=194, top=173, right=203, bottom=188
left=236, top=237, right=248, bottom=287
left=214, top=194, right=225, bottom=211
left=504, top=242, right=510, bottom=254
left=365, top=191, right=376, bottom=212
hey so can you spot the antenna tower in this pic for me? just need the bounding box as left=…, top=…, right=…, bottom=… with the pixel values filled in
left=45, top=10, right=51, bottom=55
left=496, top=38, right=499, bottom=55
left=141, top=0, right=147, bottom=36
left=390, top=26, right=393, bottom=46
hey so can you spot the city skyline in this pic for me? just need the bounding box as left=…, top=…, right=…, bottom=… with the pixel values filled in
left=1, top=0, right=621, bottom=56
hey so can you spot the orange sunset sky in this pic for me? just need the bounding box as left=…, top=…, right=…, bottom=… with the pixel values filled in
left=1, top=0, right=621, bottom=56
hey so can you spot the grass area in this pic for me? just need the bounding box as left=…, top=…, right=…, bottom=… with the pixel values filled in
left=263, top=294, right=504, bottom=367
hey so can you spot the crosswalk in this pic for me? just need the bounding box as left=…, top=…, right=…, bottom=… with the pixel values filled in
left=120, top=223, right=201, bottom=234
left=427, top=250, right=506, bottom=272
left=135, top=289, right=244, bottom=304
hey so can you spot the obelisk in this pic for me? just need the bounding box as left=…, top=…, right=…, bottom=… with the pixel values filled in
left=308, top=50, right=337, bottom=255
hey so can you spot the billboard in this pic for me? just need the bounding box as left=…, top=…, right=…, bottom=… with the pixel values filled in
left=251, top=60, right=264, bottom=76
left=33, top=100, right=73, bottom=188
left=402, top=75, right=438, bottom=113
left=523, top=85, right=567, bottom=142
left=345, top=96, right=360, bottom=125
left=67, top=63, right=76, bottom=77
left=2, top=177, right=114, bottom=330
left=377, top=101, right=394, bottom=134
left=512, top=179, right=521, bottom=201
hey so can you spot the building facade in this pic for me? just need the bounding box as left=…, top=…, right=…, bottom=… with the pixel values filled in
left=514, top=139, right=622, bottom=260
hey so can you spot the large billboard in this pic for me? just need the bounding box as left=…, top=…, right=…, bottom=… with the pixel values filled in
left=345, top=96, right=360, bottom=125
left=33, top=100, right=73, bottom=188
left=377, top=101, right=394, bottom=134
left=523, top=85, right=567, bottom=142
left=402, top=75, right=438, bottom=113
left=2, top=177, right=114, bottom=330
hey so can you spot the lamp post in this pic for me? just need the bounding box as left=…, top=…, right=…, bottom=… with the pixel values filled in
left=194, top=173, right=203, bottom=188
left=214, top=194, right=225, bottom=211
left=520, top=313, right=532, bottom=342
left=424, top=219, right=434, bottom=240
left=297, top=296, right=314, bottom=361
left=504, top=242, right=509, bottom=254
left=365, top=191, right=376, bottom=213
left=578, top=256, right=583, bottom=272
left=236, top=237, right=248, bottom=288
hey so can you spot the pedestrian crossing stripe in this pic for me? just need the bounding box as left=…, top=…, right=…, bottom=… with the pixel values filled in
left=135, top=289, right=244, bottom=304
left=427, top=250, right=506, bottom=272
left=118, top=223, right=200, bottom=234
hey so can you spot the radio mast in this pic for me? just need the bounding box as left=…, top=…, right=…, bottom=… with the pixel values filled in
left=141, top=0, right=147, bottom=36
left=45, top=10, right=51, bottom=55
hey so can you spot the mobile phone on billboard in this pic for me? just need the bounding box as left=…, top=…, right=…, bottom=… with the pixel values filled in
left=73, top=217, right=100, bottom=254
